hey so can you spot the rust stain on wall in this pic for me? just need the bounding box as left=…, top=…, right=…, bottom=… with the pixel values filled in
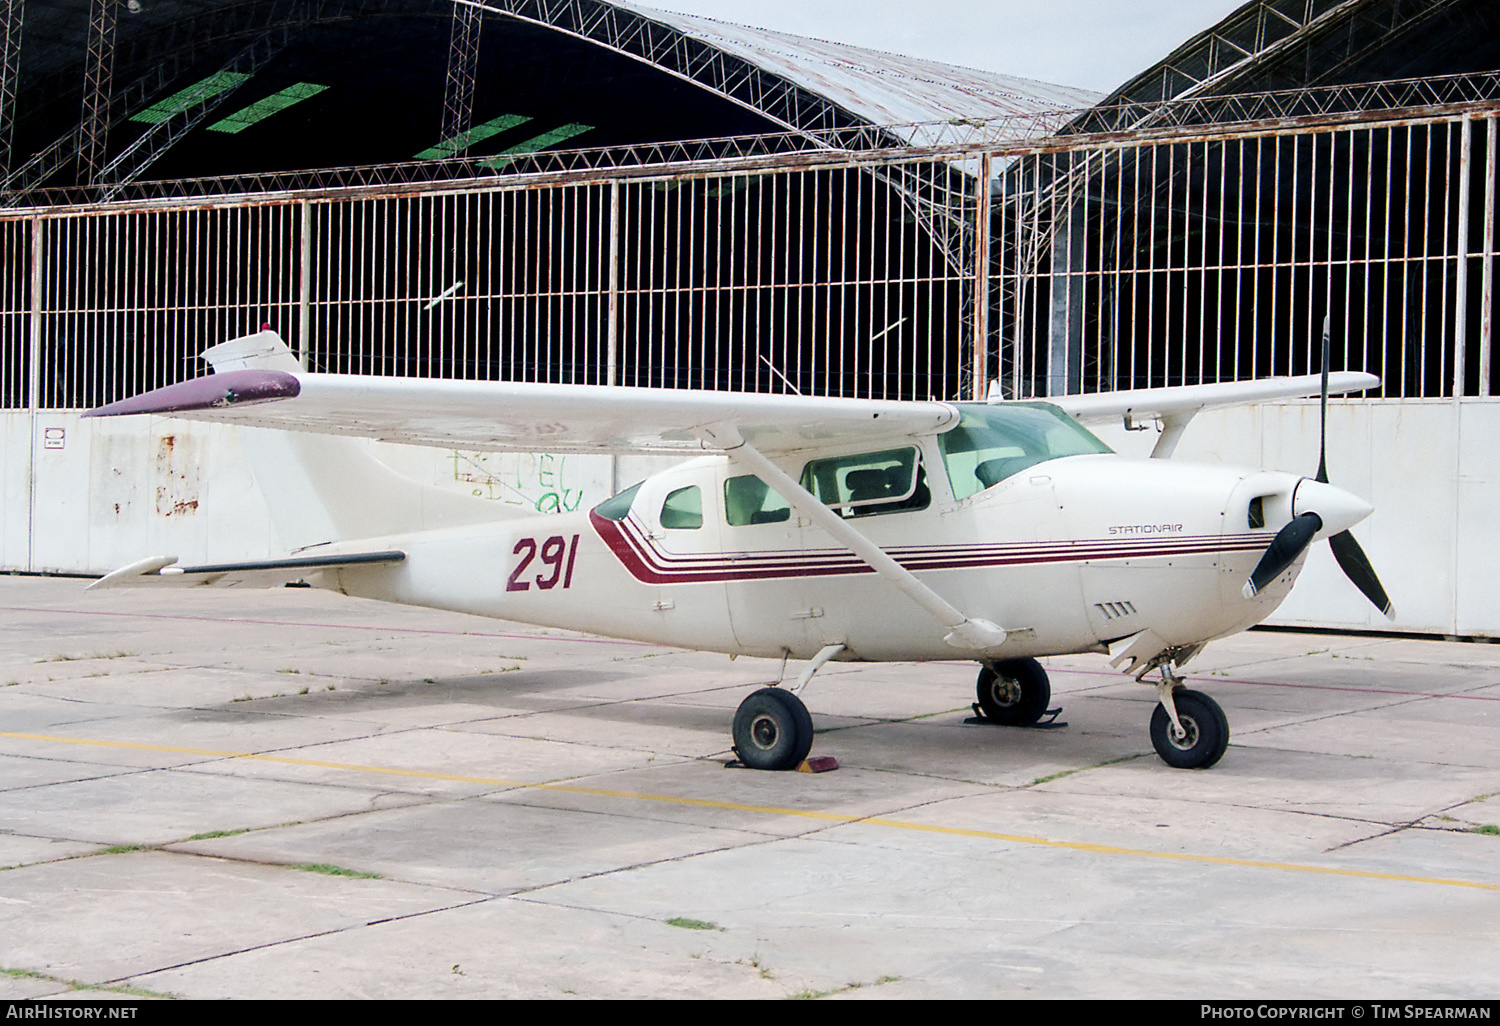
left=154, top=433, right=201, bottom=518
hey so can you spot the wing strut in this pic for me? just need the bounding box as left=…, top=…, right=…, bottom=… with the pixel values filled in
left=697, top=423, right=1009, bottom=655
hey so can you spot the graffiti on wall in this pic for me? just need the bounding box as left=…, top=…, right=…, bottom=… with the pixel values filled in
left=449, top=450, right=586, bottom=513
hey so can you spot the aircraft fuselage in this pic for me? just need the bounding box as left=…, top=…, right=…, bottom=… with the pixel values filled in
left=323, top=449, right=1306, bottom=665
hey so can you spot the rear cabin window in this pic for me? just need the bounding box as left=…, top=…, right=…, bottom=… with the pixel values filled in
left=798, top=447, right=930, bottom=518
left=939, top=402, right=1113, bottom=500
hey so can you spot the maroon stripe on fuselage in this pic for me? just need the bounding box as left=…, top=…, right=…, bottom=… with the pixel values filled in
left=589, top=511, right=1270, bottom=586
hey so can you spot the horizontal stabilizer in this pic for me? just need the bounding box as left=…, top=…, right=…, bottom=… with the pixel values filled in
left=88, top=550, right=406, bottom=590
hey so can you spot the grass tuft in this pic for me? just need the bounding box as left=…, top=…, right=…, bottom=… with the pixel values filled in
left=293, top=863, right=381, bottom=879
left=789, top=975, right=899, bottom=999
left=1, top=966, right=176, bottom=999
left=665, top=917, right=719, bottom=931
left=183, top=828, right=250, bottom=841
left=1030, top=753, right=1138, bottom=787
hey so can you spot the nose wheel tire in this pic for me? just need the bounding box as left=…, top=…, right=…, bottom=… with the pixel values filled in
left=975, top=658, right=1051, bottom=726
left=1150, top=689, right=1230, bottom=769
left=733, top=687, right=815, bottom=771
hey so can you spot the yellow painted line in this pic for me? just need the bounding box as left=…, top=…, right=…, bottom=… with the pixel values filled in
left=5, top=730, right=1497, bottom=893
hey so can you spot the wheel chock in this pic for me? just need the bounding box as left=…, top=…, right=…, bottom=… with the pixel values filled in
left=797, top=756, right=839, bottom=773
left=965, top=704, right=1068, bottom=729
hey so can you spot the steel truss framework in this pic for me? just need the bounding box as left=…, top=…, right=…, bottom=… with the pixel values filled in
left=2, top=0, right=381, bottom=194
left=0, top=0, right=21, bottom=174
left=1070, top=0, right=1474, bottom=135
left=78, top=0, right=118, bottom=185
left=458, top=0, right=878, bottom=141
left=0, top=70, right=1494, bottom=210
left=1, top=78, right=1498, bottom=419
left=439, top=1, right=482, bottom=157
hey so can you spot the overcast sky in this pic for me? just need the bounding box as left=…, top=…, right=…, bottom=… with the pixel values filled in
left=633, top=0, right=1247, bottom=94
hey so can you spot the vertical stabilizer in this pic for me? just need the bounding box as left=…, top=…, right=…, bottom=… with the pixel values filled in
left=204, top=331, right=519, bottom=551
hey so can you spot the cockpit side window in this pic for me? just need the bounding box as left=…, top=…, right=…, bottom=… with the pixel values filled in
left=724, top=474, right=792, bottom=526
left=940, top=403, right=1112, bottom=500
left=659, top=485, right=703, bottom=530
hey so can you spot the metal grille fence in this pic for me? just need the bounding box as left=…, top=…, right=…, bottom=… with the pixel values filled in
left=0, top=216, right=25, bottom=408
left=1002, top=114, right=1500, bottom=399
left=1, top=106, right=1498, bottom=410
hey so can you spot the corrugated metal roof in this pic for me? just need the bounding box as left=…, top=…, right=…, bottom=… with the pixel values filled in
left=622, top=2, right=1103, bottom=143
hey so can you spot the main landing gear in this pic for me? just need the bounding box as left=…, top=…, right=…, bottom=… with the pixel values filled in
left=975, top=658, right=1052, bottom=726
left=732, top=687, right=815, bottom=771
left=731, top=643, right=842, bottom=771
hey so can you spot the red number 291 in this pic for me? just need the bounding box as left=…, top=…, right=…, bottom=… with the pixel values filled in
left=507, top=534, right=580, bottom=592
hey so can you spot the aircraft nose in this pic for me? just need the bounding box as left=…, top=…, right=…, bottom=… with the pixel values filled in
left=1292, top=479, right=1373, bottom=537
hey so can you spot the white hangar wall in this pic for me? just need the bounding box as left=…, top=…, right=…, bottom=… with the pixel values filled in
left=3, top=399, right=1495, bottom=639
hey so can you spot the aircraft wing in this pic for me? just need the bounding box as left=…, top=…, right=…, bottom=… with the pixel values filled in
left=1048, top=373, right=1379, bottom=425
left=87, top=551, right=406, bottom=590
left=83, top=331, right=1377, bottom=456
left=84, top=367, right=960, bottom=457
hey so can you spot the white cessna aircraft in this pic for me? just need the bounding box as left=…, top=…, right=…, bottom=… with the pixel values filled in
left=86, top=330, right=1392, bottom=771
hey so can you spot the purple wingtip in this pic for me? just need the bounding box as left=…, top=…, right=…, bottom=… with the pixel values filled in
left=82, top=369, right=301, bottom=418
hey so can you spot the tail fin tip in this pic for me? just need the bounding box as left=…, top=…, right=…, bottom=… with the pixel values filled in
left=202, top=330, right=300, bottom=374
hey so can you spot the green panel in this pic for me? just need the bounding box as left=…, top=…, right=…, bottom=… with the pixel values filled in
left=207, top=83, right=329, bottom=134
left=415, top=113, right=533, bottom=160
left=130, top=72, right=253, bottom=124
left=479, top=123, right=594, bottom=169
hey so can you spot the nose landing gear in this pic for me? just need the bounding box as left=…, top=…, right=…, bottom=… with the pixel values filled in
left=1148, top=664, right=1229, bottom=769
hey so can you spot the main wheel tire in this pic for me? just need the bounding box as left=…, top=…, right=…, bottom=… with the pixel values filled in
left=732, top=687, right=814, bottom=771
left=1150, top=688, right=1230, bottom=769
left=975, top=658, right=1051, bottom=726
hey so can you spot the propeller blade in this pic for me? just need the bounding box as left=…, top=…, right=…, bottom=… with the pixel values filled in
left=1316, top=314, right=1330, bottom=484
left=1243, top=512, right=1323, bottom=599
left=1328, top=529, right=1396, bottom=620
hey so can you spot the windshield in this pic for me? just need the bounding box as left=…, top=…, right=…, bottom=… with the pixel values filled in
left=939, top=402, right=1112, bottom=500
